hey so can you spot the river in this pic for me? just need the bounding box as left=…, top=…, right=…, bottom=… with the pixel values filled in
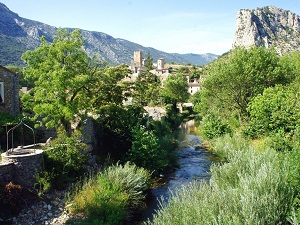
left=136, top=120, right=217, bottom=224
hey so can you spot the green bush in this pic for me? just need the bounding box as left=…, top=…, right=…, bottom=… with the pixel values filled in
left=67, top=162, right=151, bottom=225
left=126, top=125, right=169, bottom=175
left=41, top=128, right=89, bottom=189
left=201, top=114, right=232, bottom=140
left=148, top=135, right=294, bottom=225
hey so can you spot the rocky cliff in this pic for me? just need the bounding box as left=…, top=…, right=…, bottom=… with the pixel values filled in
left=0, top=3, right=218, bottom=66
left=233, top=6, right=300, bottom=54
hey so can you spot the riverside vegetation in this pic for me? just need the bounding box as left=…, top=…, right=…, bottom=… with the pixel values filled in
left=149, top=46, right=300, bottom=224
left=1, top=28, right=300, bottom=224
left=0, top=29, right=186, bottom=224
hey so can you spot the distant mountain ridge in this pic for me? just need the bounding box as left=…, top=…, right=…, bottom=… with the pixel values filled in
left=0, top=3, right=219, bottom=66
left=233, top=6, right=300, bottom=54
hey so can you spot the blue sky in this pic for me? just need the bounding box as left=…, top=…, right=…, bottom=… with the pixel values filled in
left=1, top=0, right=299, bottom=55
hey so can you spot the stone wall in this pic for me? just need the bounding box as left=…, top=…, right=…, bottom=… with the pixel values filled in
left=0, top=150, right=44, bottom=188
left=0, top=65, right=20, bottom=114
left=0, top=162, right=14, bottom=183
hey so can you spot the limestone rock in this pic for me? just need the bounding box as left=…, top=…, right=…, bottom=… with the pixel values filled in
left=233, top=6, right=300, bottom=54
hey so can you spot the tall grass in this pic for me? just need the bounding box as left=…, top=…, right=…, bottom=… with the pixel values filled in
left=147, top=134, right=295, bottom=225
left=67, top=162, right=151, bottom=225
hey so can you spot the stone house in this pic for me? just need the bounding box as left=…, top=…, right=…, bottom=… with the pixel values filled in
left=0, top=65, right=20, bottom=114
left=188, top=81, right=201, bottom=95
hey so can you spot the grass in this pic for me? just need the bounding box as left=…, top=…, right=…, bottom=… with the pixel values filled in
left=66, top=162, right=151, bottom=225
left=147, top=134, right=295, bottom=225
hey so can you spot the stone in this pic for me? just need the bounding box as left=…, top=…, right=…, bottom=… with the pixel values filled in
left=233, top=6, right=300, bottom=55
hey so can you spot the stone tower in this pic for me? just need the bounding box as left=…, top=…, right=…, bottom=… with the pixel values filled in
left=134, top=51, right=142, bottom=67
left=157, top=58, right=165, bottom=70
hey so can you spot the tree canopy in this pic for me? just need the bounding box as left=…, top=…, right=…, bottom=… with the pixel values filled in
left=199, top=46, right=289, bottom=120
left=22, top=29, right=101, bottom=135
left=162, top=73, right=190, bottom=106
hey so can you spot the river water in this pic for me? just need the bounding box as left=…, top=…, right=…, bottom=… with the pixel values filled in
left=137, top=120, right=216, bottom=224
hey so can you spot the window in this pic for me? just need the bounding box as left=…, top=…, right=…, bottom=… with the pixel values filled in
left=0, top=82, right=4, bottom=103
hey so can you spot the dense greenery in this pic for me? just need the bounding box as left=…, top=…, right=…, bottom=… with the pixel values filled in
left=66, top=162, right=151, bottom=225
left=14, top=27, right=300, bottom=224
left=149, top=135, right=296, bottom=225
left=153, top=47, right=300, bottom=224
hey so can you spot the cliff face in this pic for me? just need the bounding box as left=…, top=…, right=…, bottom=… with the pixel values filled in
left=0, top=3, right=218, bottom=66
left=233, top=6, right=300, bottom=54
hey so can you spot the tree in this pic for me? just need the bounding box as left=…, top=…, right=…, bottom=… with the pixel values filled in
left=132, top=71, right=161, bottom=106
left=145, top=51, right=153, bottom=71
left=161, top=73, right=190, bottom=107
left=22, top=29, right=98, bottom=135
left=200, top=46, right=288, bottom=120
left=246, top=84, right=300, bottom=138
left=90, top=64, right=131, bottom=109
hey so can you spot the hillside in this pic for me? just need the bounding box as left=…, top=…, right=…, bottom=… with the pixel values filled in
left=0, top=3, right=218, bottom=66
left=233, top=6, right=300, bottom=54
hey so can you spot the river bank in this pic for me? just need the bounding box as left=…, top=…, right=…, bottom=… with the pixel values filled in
left=137, top=120, right=217, bottom=224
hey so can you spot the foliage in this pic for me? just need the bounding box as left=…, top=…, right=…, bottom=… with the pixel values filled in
left=0, top=112, right=21, bottom=131
left=148, top=135, right=295, bottom=225
left=161, top=73, right=190, bottom=106
left=132, top=71, right=161, bottom=106
left=0, top=182, right=37, bottom=220
left=246, top=84, right=300, bottom=139
left=95, top=104, right=146, bottom=160
left=90, top=64, right=130, bottom=108
left=42, top=128, right=89, bottom=189
left=21, top=29, right=100, bottom=135
left=199, top=46, right=288, bottom=120
left=126, top=125, right=168, bottom=175
left=67, top=162, right=151, bottom=225
left=200, top=113, right=232, bottom=140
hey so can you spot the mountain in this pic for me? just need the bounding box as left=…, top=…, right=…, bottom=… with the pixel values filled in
left=233, top=6, right=300, bottom=54
left=0, top=3, right=218, bottom=66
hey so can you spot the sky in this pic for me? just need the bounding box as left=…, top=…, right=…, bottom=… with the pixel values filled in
left=1, top=0, right=299, bottom=55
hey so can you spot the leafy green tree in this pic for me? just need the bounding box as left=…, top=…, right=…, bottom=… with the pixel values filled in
left=145, top=51, right=153, bottom=71
left=201, top=46, right=288, bottom=121
left=278, top=51, right=300, bottom=82
left=131, top=52, right=161, bottom=106
left=246, top=84, right=300, bottom=138
left=90, top=64, right=131, bottom=108
left=161, top=73, right=190, bottom=107
left=96, top=104, right=146, bottom=160
left=21, top=29, right=99, bottom=135
left=126, top=125, right=168, bottom=174
left=132, top=71, right=161, bottom=106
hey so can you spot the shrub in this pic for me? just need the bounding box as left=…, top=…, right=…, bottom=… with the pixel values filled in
left=148, top=135, right=294, bottom=224
left=42, top=128, right=89, bottom=189
left=67, top=162, right=151, bottom=225
left=126, top=125, right=169, bottom=175
left=0, top=182, right=37, bottom=220
left=201, top=114, right=232, bottom=140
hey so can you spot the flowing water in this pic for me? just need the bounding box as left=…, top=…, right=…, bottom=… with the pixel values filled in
left=136, top=120, right=217, bottom=224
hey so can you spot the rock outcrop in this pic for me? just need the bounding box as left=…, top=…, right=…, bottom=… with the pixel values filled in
left=233, top=6, right=300, bottom=54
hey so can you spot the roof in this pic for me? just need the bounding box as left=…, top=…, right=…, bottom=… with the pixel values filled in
left=0, top=65, right=18, bottom=76
left=188, top=82, right=200, bottom=87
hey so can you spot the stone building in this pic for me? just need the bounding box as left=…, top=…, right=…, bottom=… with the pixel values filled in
left=130, top=51, right=146, bottom=74
left=0, top=65, right=20, bottom=114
